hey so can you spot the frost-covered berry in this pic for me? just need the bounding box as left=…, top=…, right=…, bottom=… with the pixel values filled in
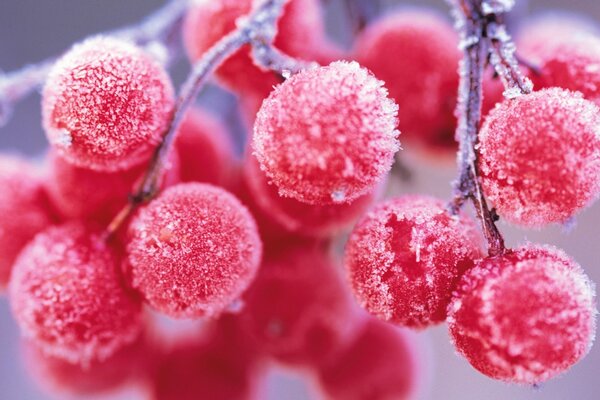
left=0, top=155, right=53, bottom=289
left=344, top=195, right=483, bottom=328
left=253, top=61, right=399, bottom=205
left=183, top=0, right=329, bottom=96
left=126, top=183, right=262, bottom=318
left=9, top=223, right=142, bottom=365
left=479, top=88, right=600, bottom=227
left=317, top=318, right=421, bottom=400
left=448, top=244, right=597, bottom=384
left=355, top=9, right=460, bottom=152
left=238, top=243, right=358, bottom=366
left=174, top=107, right=236, bottom=187
left=42, top=36, right=175, bottom=172
left=243, top=153, right=378, bottom=238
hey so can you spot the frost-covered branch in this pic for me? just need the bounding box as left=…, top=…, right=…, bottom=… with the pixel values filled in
left=107, top=0, right=294, bottom=236
left=0, top=0, right=188, bottom=128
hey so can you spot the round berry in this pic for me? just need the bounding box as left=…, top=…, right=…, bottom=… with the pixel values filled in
left=243, top=153, right=378, bottom=238
left=183, top=0, right=328, bottom=97
left=479, top=88, right=600, bottom=227
left=0, top=155, right=53, bottom=289
left=355, top=9, right=460, bottom=152
left=253, top=61, right=399, bottom=205
left=317, top=318, right=421, bottom=400
left=238, top=243, right=358, bottom=366
left=344, top=195, right=483, bottom=328
left=174, top=107, right=236, bottom=187
left=9, top=222, right=142, bottom=365
left=448, top=244, right=597, bottom=384
left=126, top=183, right=262, bottom=318
left=42, top=36, right=175, bottom=172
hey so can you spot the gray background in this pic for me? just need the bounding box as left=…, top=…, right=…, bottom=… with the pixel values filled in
left=1, top=1, right=600, bottom=399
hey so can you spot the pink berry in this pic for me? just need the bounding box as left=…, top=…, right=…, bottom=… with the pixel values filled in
left=354, top=9, right=460, bottom=152
left=479, top=88, right=600, bottom=227
left=448, top=244, right=597, bottom=384
left=42, top=36, right=175, bottom=172
left=126, top=183, right=262, bottom=318
left=243, top=152, right=378, bottom=238
left=174, top=107, right=236, bottom=187
left=183, top=0, right=328, bottom=97
left=253, top=61, right=399, bottom=205
left=317, top=318, right=421, bottom=400
left=238, top=242, right=358, bottom=367
left=344, top=195, right=483, bottom=328
left=0, top=155, right=54, bottom=289
left=9, top=222, right=142, bottom=365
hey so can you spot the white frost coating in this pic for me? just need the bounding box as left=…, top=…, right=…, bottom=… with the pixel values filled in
left=482, top=0, right=515, bottom=15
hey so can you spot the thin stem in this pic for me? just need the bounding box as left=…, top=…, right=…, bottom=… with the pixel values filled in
left=105, top=0, right=293, bottom=237
left=0, top=0, right=187, bottom=128
left=448, top=0, right=508, bottom=256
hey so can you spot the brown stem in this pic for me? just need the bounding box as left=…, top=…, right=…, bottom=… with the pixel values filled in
left=449, top=0, right=506, bottom=256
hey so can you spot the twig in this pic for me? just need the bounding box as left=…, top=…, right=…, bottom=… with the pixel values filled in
left=343, top=0, right=381, bottom=35
left=105, top=0, right=297, bottom=237
left=0, top=0, right=188, bottom=128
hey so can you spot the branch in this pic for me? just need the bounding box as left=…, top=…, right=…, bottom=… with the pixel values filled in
left=0, top=0, right=188, bottom=127
left=106, top=0, right=295, bottom=238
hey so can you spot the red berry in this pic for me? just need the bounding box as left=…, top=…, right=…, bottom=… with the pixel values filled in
left=354, top=9, right=460, bottom=152
left=0, top=155, right=53, bottom=289
left=174, top=107, right=236, bottom=187
left=126, top=183, right=262, bottom=318
left=243, top=152, right=379, bottom=238
left=317, top=318, right=421, bottom=400
left=344, top=195, right=483, bottom=328
left=253, top=61, right=399, bottom=205
left=9, top=222, right=142, bottom=365
left=42, top=36, right=175, bottom=172
left=238, top=242, right=359, bottom=367
left=479, top=88, right=600, bottom=227
left=448, top=244, right=597, bottom=384
left=183, top=0, right=328, bottom=97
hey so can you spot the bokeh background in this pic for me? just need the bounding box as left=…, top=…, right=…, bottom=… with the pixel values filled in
left=1, top=0, right=599, bottom=399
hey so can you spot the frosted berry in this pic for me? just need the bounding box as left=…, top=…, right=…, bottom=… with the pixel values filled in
left=344, top=195, right=483, bottom=328
left=0, top=155, right=53, bottom=289
left=243, top=152, right=378, bottom=238
left=448, top=244, right=597, bottom=384
left=253, top=61, right=399, bottom=205
left=479, top=88, right=600, bottom=227
left=183, top=0, right=328, bottom=96
left=317, top=318, right=421, bottom=400
left=126, top=183, right=262, bottom=318
left=355, top=9, right=460, bottom=152
left=174, top=107, right=236, bottom=187
left=9, top=222, right=142, bottom=365
left=238, top=243, right=358, bottom=366
left=42, top=36, right=175, bottom=172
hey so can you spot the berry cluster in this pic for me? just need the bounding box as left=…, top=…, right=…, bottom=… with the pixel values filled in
left=0, top=0, right=599, bottom=399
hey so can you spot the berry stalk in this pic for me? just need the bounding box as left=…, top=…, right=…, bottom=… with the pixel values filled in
left=448, top=0, right=509, bottom=256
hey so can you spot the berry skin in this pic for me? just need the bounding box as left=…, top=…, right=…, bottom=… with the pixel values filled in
left=42, top=36, right=175, bottom=172
left=448, top=244, right=597, bottom=384
left=126, top=183, right=262, bottom=318
left=174, top=107, right=236, bottom=187
left=344, top=195, right=483, bottom=328
left=479, top=88, right=600, bottom=227
left=9, top=222, right=142, bottom=365
left=0, top=155, right=53, bottom=290
left=253, top=61, right=399, bottom=205
left=45, top=150, right=180, bottom=224
left=243, top=152, right=378, bottom=238
left=354, top=9, right=460, bottom=152
left=317, top=318, right=421, bottom=400
left=238, top=242, right=359, bottom=367
left=183, top=0, right=328, bottom=97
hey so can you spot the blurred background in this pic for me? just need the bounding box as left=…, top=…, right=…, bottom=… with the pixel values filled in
left=1, top=0, right=599, bottom=399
